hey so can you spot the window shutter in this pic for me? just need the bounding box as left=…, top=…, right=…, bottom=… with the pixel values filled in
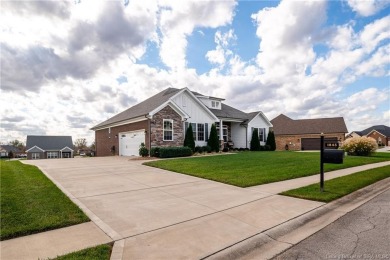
left=205, top=123, right=209, bottom=141
left=263, top=128, right=266, bottom=142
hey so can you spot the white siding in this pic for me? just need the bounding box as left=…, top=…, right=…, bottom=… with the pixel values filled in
left=172, top=91, right=217, bottom=146
left=248, top=114, right=271, bottom=146
left=231, top=123, right=247, bottom=148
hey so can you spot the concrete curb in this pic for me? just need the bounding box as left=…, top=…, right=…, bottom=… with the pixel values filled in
left=204, top=177, right=390, bottom=260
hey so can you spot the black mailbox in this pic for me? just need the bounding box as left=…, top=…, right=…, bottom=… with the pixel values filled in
left=323, top=149, right=344, bottom=164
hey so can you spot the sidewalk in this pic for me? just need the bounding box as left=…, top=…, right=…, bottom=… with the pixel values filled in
left=1, top=161, right=389, bottom=260
left=0, top=222, right=112, bottom=260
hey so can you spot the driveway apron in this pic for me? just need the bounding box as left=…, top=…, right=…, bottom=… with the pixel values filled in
left=25, top=157, right=323, bottom=259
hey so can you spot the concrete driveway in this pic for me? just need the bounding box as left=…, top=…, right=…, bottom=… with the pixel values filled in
left=25, top=157, right=323, bottom=259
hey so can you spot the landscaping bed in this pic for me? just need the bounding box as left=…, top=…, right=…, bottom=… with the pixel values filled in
left=144, top=152, right=390, bottom=187
left=0, top=161, right=89, bottom=240
left=280, top=165, right=390, bottom=202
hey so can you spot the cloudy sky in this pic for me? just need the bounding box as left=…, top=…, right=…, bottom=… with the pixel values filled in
left=1, top=0, right=389, bottom=145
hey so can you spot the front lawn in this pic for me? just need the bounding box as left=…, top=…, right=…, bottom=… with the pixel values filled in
left=280, top=165, right=390, bottom=202
left=0, top=161, right=89, bottom=241
left=52, top=244, right=113, bottom=260
left=144, top=152, right=390, bottom=187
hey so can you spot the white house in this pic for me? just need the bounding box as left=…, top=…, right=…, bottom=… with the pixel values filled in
left=91, top=87, right=273, bottom=156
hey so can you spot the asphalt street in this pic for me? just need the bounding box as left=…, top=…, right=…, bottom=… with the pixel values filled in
left=274, top=188, right=390, bottom=260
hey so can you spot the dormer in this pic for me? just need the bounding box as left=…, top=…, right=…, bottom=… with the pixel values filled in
left=194, top=93, right=225, bottom=110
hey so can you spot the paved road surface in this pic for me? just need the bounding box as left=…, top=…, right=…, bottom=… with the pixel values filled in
left=274, top=189, right=390, bottom=260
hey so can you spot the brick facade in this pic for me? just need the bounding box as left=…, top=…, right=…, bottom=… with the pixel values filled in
left=27, top=152, right=45, bottom=160
left=151, top=105, right=184, bottom=147
left=95, top=120, right=149, bottom=156
left=275, top=133, right=345, bottom=151
left=367, top=131, right=389, bottom=146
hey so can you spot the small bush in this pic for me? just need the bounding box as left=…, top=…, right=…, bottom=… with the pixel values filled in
left=194, top=146, right=202, bottom=153
left=250, top=129, right=261, bottom=151
left=266, top=131, right=276, bottom=151
left=159, top=147, right=193, bottom=158
left=239, top=148, right=244, bottom=151
left=150, top=147, right=160, bottom=157
left=341, top=136, right=378, bottom=156
left=264, top=145, right=271, bottom=151
left=184, top=124, right=195, bottom=152
left=244, top=148, right=250, bottom=151
left=222, top=147, right=229, bottom=152
left=203, top=146, right=212, bottom=153
left=208, top=124, right=220, bottom=152
left=139, top=143, right=149, bottom=157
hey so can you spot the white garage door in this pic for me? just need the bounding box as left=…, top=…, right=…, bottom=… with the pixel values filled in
left=119, top=130, right=145, bottom=156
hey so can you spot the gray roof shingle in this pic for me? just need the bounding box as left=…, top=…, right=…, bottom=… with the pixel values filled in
left=0, top=145, right=21, bottom=153
left=26, top=136, right=73, bottom=151
left=91, top=88, right=181, bottom=130
left=209, top=103, right=250, bottom=121
left=271, top=114, right=348, bottom=135
left=359, top=125, right=390, bottom=137
left=92, top=87, right=266, bottom=130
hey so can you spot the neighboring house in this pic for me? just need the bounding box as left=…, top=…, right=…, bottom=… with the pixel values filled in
left=91, top=87, right=272, bottom=156
left=26, top=136, right=74, bottom=160
left=271, top=114, right=348, bottom=151
left=346, top=125, right=390, bottom=146
left=0, top=145, right=22, bottom=157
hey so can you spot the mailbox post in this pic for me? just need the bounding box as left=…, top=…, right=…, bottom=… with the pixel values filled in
left=320, top=135, right=324, bottom=192
left=320, top=134, right=344, bottom=192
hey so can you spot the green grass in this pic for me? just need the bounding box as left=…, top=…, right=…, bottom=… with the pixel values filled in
left=144, top=151, right=390, bottom=187
left=280, top=165, right=390, bottom=202
left=0, top=161, right=89, bottom=241
left=52, top=244, right=112, bottom=260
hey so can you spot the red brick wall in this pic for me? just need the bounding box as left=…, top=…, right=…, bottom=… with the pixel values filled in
left=366, top=131, right=388, bottom=146
left=95, top=120, right=149, bottom=156
left=151, top=106, right=184, bottom=147
left=275, top=133, right=345, bottom=151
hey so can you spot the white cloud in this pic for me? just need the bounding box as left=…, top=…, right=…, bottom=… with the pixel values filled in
left=0, top=0, right=389, bottom=145
left=205, top=29, right=236, bottom=67
left=158, top=0, right=236, bottom=70
left=347, top=0, right=390, bottom=17
left=252, top=0, right=326, bottom=81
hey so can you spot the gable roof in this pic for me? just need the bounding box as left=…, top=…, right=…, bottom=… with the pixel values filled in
left=26, top=136, right=73, bottom=151
left=209, top=103, right=250, bottom=121
left=271, top=114, right=348, bottom=135
left=0, top=145, right=21, bottom=153
left=92, top=88, right=181, bottom=130
left=360, top=125, right=390, bottom=137
left=92, top=87, right=270, bottom=130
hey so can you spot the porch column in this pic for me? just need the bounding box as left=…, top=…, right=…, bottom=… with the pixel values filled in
left=219, top=119, right=224, bottom=150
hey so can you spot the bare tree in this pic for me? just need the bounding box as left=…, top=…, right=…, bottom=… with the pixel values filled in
left=9, top=139, right=25, bottom=152
left=74, top=138, right=87, bottom=150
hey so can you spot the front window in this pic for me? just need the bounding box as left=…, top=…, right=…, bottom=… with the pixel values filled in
left=258, top=128, right=265, bottom=142
left=191, top=123, right=196, bottom=140
left=47, top=152, right=59, bottom=159
left=32, top=153, right=40, bottom=159
left=163, top=119, right=173, bottom=141
left=197, top=124, right=205, bottom=141
left=217, top=125, right=228, bottom=142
